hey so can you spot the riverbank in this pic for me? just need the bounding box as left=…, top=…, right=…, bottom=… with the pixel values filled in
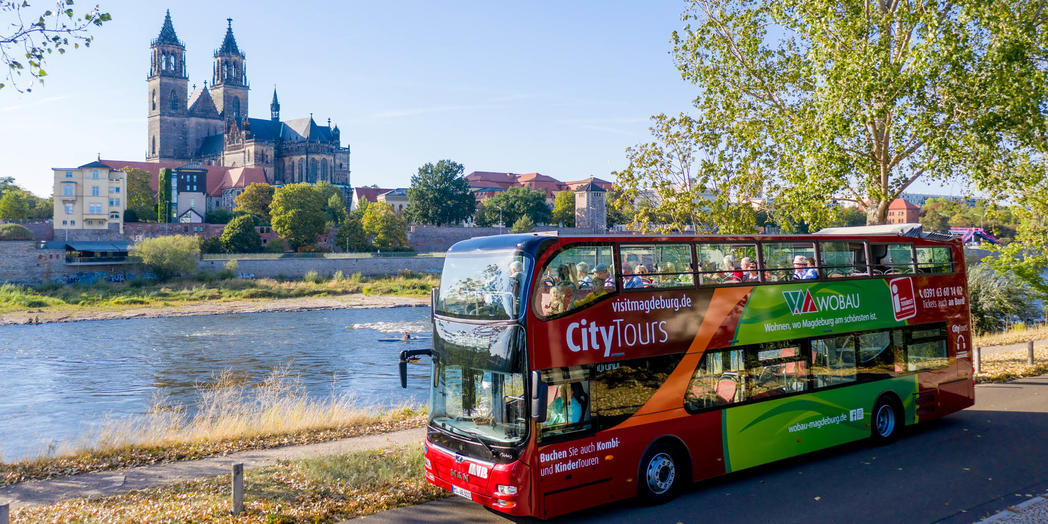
left=0, top=273, right=434, bottom=325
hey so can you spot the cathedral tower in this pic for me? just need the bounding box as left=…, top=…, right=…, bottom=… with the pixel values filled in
left=209, top=19, right=249, bottom=124
left=270, top=88, right=280, bottom=121
left=147, top=10, right=189, bottom=161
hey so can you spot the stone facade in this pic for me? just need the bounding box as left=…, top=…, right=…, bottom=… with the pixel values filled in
left=198, top=256, right=443, bottom=279
left=0, top=241, right=111, bottom=284
left=573, top=181, right=607, bottom=232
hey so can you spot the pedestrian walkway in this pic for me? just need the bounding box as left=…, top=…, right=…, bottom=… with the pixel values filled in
left=980, top=492, right=1048, bottom=523
left=0, top=427, right=425, bottom=509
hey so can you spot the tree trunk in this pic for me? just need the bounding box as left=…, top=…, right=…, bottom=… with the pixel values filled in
left=866, top=199, right=889, bottom=225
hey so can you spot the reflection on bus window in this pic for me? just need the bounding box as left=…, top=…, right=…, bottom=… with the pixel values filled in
left=747, top=345, right=809, bottom=399
left=870, top=243, right=914, bottom=275
left=916, top=247, right=953, bottom=274
left=436, top=249, right=529, bottom=320
left=761, top=242, right=816, bottom=282
left=904, top=324, right=948, bottom=371
left=812, top=335, right=857, bottom=388
left=619, top=244, right=694, bottom=290
left=696, top=243, right=758, bottom=285
left=590, top=354, right=682, bottom=429
left=538, top=367, right=592, bottom=441
left=534, top=245, right=617, bottom=318
left=685, top=349, right=744, bottom=410
left=858, top=331, right=896, bottom=378
left=819, top=241, right=869, bottom=278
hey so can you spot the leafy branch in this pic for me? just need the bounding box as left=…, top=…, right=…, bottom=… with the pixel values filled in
left=1, top=1, right=111, bottom=92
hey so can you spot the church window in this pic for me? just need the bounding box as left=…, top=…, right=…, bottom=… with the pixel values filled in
left=232, top=98, right=241, bottom=119
left=298, top=159, right=304, bottom=181
left=151, top=136, right=156, bottom=156
left=170, top=89, right=179, bottom=111
left=152, top=89, right=157, bottom=111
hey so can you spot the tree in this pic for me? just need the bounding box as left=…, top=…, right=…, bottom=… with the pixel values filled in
left=361, top=201, right=408, bottom=250
left=270, top=183, right=325, bottom=250
left=605, top=190, right=634, bottom=228
left=312, top=182, right=347, bottom=226
left=133, top=235, right=200, bottom=281
left=335, top=209, right=371, bottom=252
left=119, top=167, right=158, bottom=222
left=475, top=186, right=551, bottom=227
left=234, top=183, right=274, bottom=223
left=967, top=263, right=1043, bottom=334
left=405, top=159, right=477, bottom=225
left=511, top=215, right=535, bottom=233
left=220, top=214, right=262, bottom=253
left=205, top=208, right=233, bottom=224
left=157, top=168, right=173, bottom=223
left=0, top=223, right=33, bottom=240
left=551, top=191, right=575, bottom=227
left=1, top=1, right=111, bottom=92
left=0, top=189, right=29, bottom=219
left=633, top=1, right=1048, bottom=231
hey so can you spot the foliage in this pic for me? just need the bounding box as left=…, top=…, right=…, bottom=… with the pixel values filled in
left=405, top=159, right=477, bottom=225
left=0, top=223, right=33, bottom=240
left=643, top=0, right=1048, bottom=231
left=605, top=190, right=634, bottom=228
left=156, top=168, right=173, bottom=223
left=220, top=215, right=262, bottom=253
left=0, top=189, right=29, bottom=219
left=361, top=201, right=408, bottom=251
left=827, top=207, right=867, bottom=228
left=314, top=182, right=348, bottom=226
left=270, top=183, right=325, bottom=250
left=474, top=186, right=551, bottom=227
left=119, top=167, right=158, bottom=222
left=0, top=1, right=112, bottom=92
left=967, top=263, right=1043, bottom=335
left=234, top=183, right=275, bottom=224
left=133, top=235, right=201, bottom=281
left=263, top=238, right=289, bottom=253
left=335, top=210, right=371, bottom=252
left=204, top=208, right=233, bottom=224
left=551, top=191, right=575, bottom=227
left=511, top=215, right=535, bottom=233
left=199, top=235, right=225, bottom=254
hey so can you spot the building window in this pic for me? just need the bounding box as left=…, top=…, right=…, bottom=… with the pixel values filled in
left=64, top=203, right=74, bottom=214
left=65, top=171, right=73, bottom=178
left=92, top=186, right=100, bottom=196
left=62, top=220, right=67, bottom=225
left=63, top=184, right=74, bottom=196
left=152, top=136, right=156, bottom=156
left=152, top=89, right=157, bottom=111
left=92, top=169, right=99, bottom=178
left=170, top=89, right=179, bottom=111
left=70, top=220, right=75, bottom=225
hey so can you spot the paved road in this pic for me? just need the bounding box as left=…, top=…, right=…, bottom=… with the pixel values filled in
left=358, top=377, right=1048, bottom=523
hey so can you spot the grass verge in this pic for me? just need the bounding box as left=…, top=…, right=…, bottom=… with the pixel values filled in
left=1, top=370, right=426, bottom=486
left=12, top=445, right=448, bottom=523
left=974, top=345, right=1048, bottom=383
left=0, top=271, right=437, bottom=315
left=973, top=323, right=1048, bottom=348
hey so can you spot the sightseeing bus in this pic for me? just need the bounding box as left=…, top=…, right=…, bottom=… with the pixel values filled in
left=399, top=228, right=974, bottom=519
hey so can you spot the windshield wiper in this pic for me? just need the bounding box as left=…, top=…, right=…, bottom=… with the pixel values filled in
left=439, top=422, right=497, bottom=460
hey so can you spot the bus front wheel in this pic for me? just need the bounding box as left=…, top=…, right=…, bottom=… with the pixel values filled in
left=872, top=396, right=901, bottom=444
left=638, top=443, right=679, bottom=504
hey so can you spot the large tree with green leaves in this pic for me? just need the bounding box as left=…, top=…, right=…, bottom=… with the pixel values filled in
left=0, top=189, right=29, bottom=219
left=621, top=0, right=1047, bottom=233
left=220, top=214, right=262, bottom=253
left=1, top=1, right=112, bottom=92
left=475, top=186, right=551, bottom=227
left=116, top=167, right=158, bottom=222
left=551, top=191, right=575, bottom=227
left=234, top=183, right=274, bottom=224
left=133, top=235, right=200, bottom=281
left=270, top=183, right=326, bottom=250
left=361, top=201, right=408, bottom=250
left=405, top=160, right=476, bottom=225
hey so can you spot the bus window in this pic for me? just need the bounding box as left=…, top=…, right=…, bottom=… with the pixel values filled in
left=746, top=344, right=809, bottom=399
left=811, top=335, right=857, bottom=388
left=870, top=243, right=915, bottom=275
left=695, top=243, right=758, bottom=285
left=761, top=242, right=816, bottom=281
left=534, top=245, right=617, bottom=318
left=916, top=246, right=953, bottom=274
left=685, top=349, right=744, bottom=411
left=619, top=244, right=694, bottom=290
left=858, top=330, right=896, bottom=380
left=819, top=241, right=869, bottom=278
left=590, top=354, right=682, bottom=429
left=904, top=324, right=948, bottom=371
left=538, top=367, right=592, bottom=441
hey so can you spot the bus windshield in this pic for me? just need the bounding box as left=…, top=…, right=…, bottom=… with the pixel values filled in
left=430, top=320, right=527, bottom=446
left=435, top=249, right=528, bottom=320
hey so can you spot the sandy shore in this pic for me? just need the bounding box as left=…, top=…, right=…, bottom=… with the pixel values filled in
left=0, top=294, right=428, bottom=326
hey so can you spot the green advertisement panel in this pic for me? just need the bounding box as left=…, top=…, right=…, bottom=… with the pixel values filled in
left=722, top=376, right=918, bottom=472
left=735, top=280, right=906, bottom=345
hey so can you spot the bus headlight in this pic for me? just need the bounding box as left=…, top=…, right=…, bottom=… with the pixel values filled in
left=497, top=484, right=518, bottom=495
left=424, top=457, right=432, bottom=469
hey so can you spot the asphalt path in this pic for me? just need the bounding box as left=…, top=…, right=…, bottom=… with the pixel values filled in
left=357, top=376, right=1048, bottom=523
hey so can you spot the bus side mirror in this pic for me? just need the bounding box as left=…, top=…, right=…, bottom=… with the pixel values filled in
left=530, top=370, right=547, bottom=422
left=399, top=349, right=433, bottom=389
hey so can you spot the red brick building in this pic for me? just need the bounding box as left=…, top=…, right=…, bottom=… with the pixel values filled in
left=886, top=198, right=921, bottom=224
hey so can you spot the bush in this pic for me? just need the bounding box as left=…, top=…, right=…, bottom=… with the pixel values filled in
left=0, top=223, right=34, bottom=240
left=303, top=270, right=323, bottom=284
left=511, top=215, right=535, bottom=233
left=221, top=215, right=263, bottom=253
left=133, top=235, right=201, bottom=281
left=264, top=238, right=289, bottom=253
left=205, top=208, right=233, bottom=224
left=968, top=263, right=1043, bottom=334
left=199, top=236, right=225, bottom=254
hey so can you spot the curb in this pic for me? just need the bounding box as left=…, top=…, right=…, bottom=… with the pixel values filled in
left=979, top=492, right=1048, bottom=523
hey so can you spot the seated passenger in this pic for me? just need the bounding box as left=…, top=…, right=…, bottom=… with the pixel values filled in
left=592, top=263, right=615, bottom=289
left=635, top=265, right=653, bottom=287
left=722, top=255, right=744, bottom=282
left=740, top=257, right=760, bottom=281
left=546, top=383, right=585, bottom=425
left=793, top=255, right=818, bottom=280
left=573, top=276, right=608, bottom=307
left=576, top=262, right=592, bottom=288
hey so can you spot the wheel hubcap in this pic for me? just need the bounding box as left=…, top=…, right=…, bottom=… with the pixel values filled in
left=646, top=452, right=675, bottom=495
left=876, top=404, right=895, bottom=438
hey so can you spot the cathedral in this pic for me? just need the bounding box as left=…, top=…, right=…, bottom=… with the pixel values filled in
left=146, top=10, right=350, bottom=187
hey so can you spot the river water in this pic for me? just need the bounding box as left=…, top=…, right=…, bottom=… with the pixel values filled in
left=0, top=306, right=433, bottom=461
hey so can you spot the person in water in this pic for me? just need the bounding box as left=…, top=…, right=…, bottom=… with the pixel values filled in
left=401, top=332, right=413, bottom=341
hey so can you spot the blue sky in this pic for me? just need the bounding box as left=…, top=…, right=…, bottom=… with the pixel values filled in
left=1, top=1, right=962, bottom=198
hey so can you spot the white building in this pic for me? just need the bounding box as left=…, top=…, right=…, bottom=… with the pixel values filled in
left=52, top=160, right=127, bottom=234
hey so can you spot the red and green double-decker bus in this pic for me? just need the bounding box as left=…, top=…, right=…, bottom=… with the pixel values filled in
left=399, top=228, right=974, bottom=518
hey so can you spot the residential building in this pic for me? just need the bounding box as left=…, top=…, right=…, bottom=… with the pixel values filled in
left=378, top=188, right=409, bottom=214
left=103, top=159, right=267, bottom=216
left=52, top=161, right=127, bottom=234
left=351, top=186, right=392, bottom=211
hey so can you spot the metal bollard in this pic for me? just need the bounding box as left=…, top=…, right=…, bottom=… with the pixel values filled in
left=231, top=463, right=244, bottom=515
left=1028, top=340, right=1035, bottom=365
left=974, top=346, right=981, bottom=375
left=1, top=502, right=8, bottom=524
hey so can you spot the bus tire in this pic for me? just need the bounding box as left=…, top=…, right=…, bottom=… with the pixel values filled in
left=871, top=395, right=901, bottom=444
left=638, top=443, right=680, bottom=504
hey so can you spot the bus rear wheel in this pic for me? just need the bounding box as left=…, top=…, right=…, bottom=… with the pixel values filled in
left=639, top=443, right=679, bottom=504
left=872, top=396, right=901, bottom=444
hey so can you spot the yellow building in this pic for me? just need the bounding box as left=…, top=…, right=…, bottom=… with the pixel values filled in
left=53, top=161, right=127, bottom=234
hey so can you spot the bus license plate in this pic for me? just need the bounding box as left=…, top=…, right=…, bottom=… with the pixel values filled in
left=452, top=484, right=472, bottom=500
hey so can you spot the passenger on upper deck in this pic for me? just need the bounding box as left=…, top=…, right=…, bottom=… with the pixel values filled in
left=740, top=257, right=759, bottom=281
left=722, top=255, right=744, bottom=282
left=793, top=255, right=818, bottom=280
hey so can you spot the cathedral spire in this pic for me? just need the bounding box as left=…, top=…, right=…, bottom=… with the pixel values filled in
left=218, top=18, right=243, bottom=57
left=270, top=87, right=280, bottom=121
left=153, top=9, right=183, bottom=47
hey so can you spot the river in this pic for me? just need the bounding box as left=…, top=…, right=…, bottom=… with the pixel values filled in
left=0, top=306, right=432, bottom=461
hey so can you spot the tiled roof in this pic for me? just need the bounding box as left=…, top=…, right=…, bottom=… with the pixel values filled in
left=197, top=135, right=225, bottom=156
left=78, top=160, right=113, bottom=169
left=888, top=198, right=919, bottom=210
left=187, top=88, right=220, bottom=118
left=565, top=176, right=614, bottom=191
left=102, top=160, right=266, bottom=197
left=353, top=187, right=392, bottom=204
left=284, top=117, right=333, bottom=142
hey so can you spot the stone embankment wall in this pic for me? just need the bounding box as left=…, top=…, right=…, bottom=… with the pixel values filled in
left=407, top=226, right=599, bottom=253
left=198, top=256, right=444, bottom=279
left=0, top=241, right=102, bottom=284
